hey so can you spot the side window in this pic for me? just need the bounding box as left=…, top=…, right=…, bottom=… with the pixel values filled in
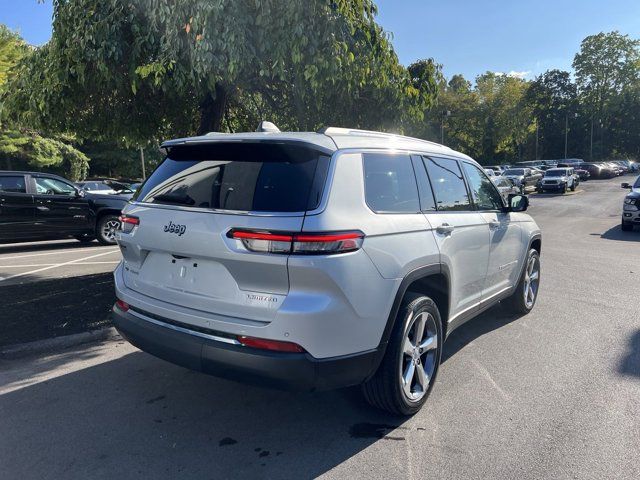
left=0, top=176, right=27, bottom=193
left=423, top=157, right=472, bottom=211
left=35, top=177, right=77, bottom=196
left=461, top=162, right=504, bottom=210
left=363, top=153, right=420, bottom=213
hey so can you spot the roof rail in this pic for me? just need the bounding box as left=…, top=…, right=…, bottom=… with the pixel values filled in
left=319, top=126, right=447, bottom=148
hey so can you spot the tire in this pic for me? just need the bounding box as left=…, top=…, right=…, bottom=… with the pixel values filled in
left=74, top=234, right=95, bottom=244
left=96, top=214, right=121, bottom=245
left=561, top=184, right=567, bottom=194
left=570, top=181, right=576, bottom=192
left=503, top=248, right=540, bottom=315
left=363, top=293, right=443, bottom=416
left=621, top=222, right=633, bottom=232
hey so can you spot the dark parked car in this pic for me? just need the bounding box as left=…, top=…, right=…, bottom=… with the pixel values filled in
left=558, top=163, right=590, bottom=181
left=579, top=163, right=616, bottom=179
left=0, top=171, right=131, bottom=245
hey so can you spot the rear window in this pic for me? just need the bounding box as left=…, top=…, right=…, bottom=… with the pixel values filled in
left=0, top=176, right=26, bottom=193
left=135, top=143, right=330, bottom=212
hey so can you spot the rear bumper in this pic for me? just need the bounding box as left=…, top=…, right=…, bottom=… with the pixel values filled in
left=112, top=305, right=378, bottom=391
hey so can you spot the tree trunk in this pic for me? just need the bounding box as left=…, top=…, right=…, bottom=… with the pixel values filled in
left=197, top=83, right=228, bottom=135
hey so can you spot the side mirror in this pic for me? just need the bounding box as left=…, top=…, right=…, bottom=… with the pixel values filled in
left=75, top=188, right=86, bottom=198
left=507, top=194, right=528, bottom=212
left=621, top=183, right=631, bottom=189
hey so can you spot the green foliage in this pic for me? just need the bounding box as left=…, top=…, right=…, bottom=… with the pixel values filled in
left=0, top=129, right=89, bottom=180
left=5, top=0, right=425, bottom=142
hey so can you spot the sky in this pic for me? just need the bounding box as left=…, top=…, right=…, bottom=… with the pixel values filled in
left=1, top=0, right=639, bottom=82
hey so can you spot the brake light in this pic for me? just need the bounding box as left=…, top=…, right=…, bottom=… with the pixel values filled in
left=238, top=335, right=305, bottom=353
left=119, top=215, right=139, bottom=233
left=115, top=299, right=130, bottom=312
left=227, top=229, right=364, bottom=255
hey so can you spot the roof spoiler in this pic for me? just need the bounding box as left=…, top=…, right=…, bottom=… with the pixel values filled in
left=256, top=121, right=281, bottom=133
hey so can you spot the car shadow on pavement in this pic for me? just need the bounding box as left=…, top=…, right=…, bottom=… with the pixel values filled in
left=0, top=350, right=408, bottom=480
left=0, top=272, right=114, bottom=347
left=442, top=303, right=523, bottom=363
left=598, top=225, right=640, bottom=241
left=619, top=330, right=640, bottom=378
left=0, top=239, right=100, bottom=255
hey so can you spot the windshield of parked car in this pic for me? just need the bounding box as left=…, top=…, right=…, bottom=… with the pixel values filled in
left=545, top=169, right=568, bottom=177
left=634, top=176, right=640, bottom=188
left=504, top=169, right=524, bottom=176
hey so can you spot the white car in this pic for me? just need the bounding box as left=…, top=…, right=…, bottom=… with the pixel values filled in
left=111, top=125, right=541, bottom=416
left=538, top=168, right=579, bottom=194
left=484, top=169, right=496, bottom=177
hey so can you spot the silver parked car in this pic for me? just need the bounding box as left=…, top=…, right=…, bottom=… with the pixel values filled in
left=112, top=125, right=542, bottom=415
left=492, top=175, right=520, bottom=201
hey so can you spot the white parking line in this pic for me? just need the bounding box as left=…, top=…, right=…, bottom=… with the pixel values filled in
left=0, top=250, right=120, bottom=283
left=0, top=247, right=119, bottom=261
left=0, top=261, right=121, bottom=268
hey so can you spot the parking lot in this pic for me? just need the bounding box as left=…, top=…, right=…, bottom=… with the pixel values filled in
left=1, top=176, right=638, bottom=479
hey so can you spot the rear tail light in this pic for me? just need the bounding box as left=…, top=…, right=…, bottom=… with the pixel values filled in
left=119, top=215, right=139, bottom=233
left=238, top=335, right=305, bottom=353
left=115, top=299, right=130, bottom=312
left=228, top=229, right=364, bottom=255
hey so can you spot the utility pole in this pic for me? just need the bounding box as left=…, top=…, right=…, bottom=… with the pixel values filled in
left=590, top=118, right=594, bottom=160
left=535, top=122, right=539, bottom=160
left=564, top=113, right=568, bottom=159
left=139, top=147, right=146, bottom=179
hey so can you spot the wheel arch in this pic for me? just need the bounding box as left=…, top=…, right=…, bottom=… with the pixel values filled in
left=369, top=264, right=451, bottom=378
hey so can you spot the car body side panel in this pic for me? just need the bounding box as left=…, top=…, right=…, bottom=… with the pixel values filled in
left=302, top=152, right=440, bottom=280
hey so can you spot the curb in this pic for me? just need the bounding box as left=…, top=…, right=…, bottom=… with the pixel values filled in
left=0, top=327, right=121, bottom=360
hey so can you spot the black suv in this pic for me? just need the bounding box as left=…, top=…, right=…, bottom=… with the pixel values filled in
left=0, top=171, right=131, bottom=245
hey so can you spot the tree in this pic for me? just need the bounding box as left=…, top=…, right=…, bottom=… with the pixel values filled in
left=573, top=32, right=640, bottom=158
left=526, top=69, right=578, bottom=159
left=6, top=0, right=422, bottom=145
left=573, top=31, right=640, bottom=118
left=0, top=25, right=89, bottom=178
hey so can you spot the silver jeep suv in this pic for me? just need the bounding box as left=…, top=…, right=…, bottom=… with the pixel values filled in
left=112, top=126, right=541, bottom=415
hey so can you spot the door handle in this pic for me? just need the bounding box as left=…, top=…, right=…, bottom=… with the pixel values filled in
left=489, top=220, right=501, bottom=230
left=36, top=206, right=50, bottom=211
left=436, top=223, right=454, bottom=235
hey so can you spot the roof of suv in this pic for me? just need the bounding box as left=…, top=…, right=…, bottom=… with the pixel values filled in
left=161, top=127, right=462, bottom=159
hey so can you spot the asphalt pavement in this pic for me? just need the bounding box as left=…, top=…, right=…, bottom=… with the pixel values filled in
left=0, top=240, right=120, bottom=345
left=0, top=176, right=638, bottom=479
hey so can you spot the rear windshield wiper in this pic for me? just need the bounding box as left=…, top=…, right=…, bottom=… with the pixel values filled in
left=152, top=193, right=196, bottom=206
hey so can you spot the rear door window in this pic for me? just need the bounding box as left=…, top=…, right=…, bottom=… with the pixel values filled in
left=135, top=143, right=330, bottom=212
left=423, top=157, right=472, bottom=211
left=0, top=176, right=27, bottom=193
left=363, top=153, right=420, bottom=213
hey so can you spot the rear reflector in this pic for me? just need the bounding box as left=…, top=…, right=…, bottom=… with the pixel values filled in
left=119, top=215, right=139, bottom=234
left=238, top=335, right=305, bottom=353
left=115, top=299, right=130, bottom=312
left=228, top=229, right=364, bottom=255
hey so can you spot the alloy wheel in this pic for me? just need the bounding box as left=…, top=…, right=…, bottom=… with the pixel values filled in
left=399, top=311, right=439, bottom=402
left=523, top=254, right=540, bottom=309
left=101, top=219, right=121, bottom=242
